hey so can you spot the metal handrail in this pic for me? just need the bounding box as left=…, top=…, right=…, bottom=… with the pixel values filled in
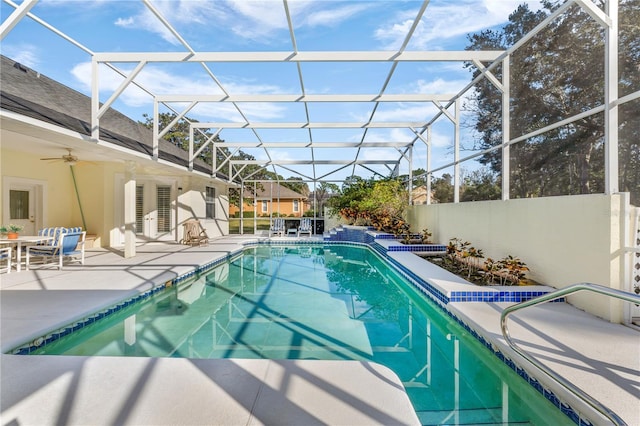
left=500, top=283, right=640, bottom=426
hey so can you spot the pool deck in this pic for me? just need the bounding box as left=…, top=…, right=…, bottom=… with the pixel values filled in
left=1, top=236, right=638, bottom=425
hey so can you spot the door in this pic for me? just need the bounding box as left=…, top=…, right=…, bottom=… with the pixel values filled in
left=8, top=184, right=36, bottom=235
left=135, top=183, right=173, bottom=240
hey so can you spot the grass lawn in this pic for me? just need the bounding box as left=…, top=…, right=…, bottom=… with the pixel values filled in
left=229, top=218, right=271, bottom=234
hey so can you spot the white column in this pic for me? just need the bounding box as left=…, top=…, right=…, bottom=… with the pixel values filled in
left=453, top=99, right=460, bottom=203
left=502, top=55, right=510, bottom=200
left=124, top=161, right=136, bottom=258
left=91, top=57, right=100, bottom=140
left=604, top=0, right=619, bottom=194
left=426, top=126, right=432, bottom=205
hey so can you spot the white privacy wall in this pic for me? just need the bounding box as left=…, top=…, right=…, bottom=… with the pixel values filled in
left=406, top=194, right=633, bottom=323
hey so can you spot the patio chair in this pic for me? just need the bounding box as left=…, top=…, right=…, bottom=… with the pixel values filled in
left=26, top=230, right=86, bottom=270
left=0, top=246, right=12, bottom=273
left=269, top=218, right=285, bottom=237
left=298, top=218, right=313, bottom=237
left=181, top=219, right=209, bottom=246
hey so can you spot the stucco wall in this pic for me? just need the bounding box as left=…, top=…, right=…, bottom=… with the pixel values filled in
left=1, top=149, right=78, bottom=229
left=180, top=177, right=229, bottom=239
left=406, top=194, right=633, bottom=322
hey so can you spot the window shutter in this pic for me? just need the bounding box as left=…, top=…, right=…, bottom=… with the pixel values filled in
left=157, top=186, right=171, bottom=232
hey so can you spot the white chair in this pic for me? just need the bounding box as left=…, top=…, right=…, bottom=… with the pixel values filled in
left=0, top=246, right=12, bottom=273
left=298, top=218, right=313, bottom=237
left=269, top=218, right=285, bottom=237
left=26, top=230, right=86, bottom=270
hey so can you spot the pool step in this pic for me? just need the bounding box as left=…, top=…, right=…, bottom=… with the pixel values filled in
left=416, top=406, right=531, bottom=426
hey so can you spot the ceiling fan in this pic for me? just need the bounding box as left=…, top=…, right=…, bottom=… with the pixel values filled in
left=40, top=148, right=80, bottom=165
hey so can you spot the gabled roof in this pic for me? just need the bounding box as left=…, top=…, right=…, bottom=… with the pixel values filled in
left=0, top=55, right=225, bottom=179
left=242, top=182, right=307, bottom=200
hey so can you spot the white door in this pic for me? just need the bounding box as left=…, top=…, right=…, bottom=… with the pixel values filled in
left=135, top=183, right=173, bottom=240
left=8, top=184, right=36, bottom=235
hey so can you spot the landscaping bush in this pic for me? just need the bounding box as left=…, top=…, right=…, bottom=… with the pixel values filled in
left=427, top=237, right=530, bottom=286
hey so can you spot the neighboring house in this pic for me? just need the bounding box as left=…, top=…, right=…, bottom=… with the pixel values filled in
left=0, top=55, right=234, bottom=257
left=411, top=186, right=432, bottom=205
left=230, top=183, right=308, bottom=217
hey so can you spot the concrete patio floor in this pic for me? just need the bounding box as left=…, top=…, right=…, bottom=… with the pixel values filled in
left=1, top=236, right=638, bottom=425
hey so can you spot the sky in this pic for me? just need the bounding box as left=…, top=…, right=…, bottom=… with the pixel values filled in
left=1, top=0, right=544, bottom=182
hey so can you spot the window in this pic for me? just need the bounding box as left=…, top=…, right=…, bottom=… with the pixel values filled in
left=261, top=200, right=268, bottom=213
left=9, top=190, right=29, bottom=219
left=206, top=186, right=216, bottom=219
left=293, top=199, right=299, bottom=213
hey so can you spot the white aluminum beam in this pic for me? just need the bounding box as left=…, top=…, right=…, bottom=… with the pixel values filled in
left=156, top=94, right=454, bottom=102
left=230, top=160, right=396, bottom=165
left=218, top=142, right=413, bottom=148
left=0, top=0, right=37, bottom=40
left=97, top=61, right=147, bottom=119
left=93, top=50, right=505, bottom=63
left=574, top=0, right=612, bottom=27
left=195, top=122, right=428, bottom=129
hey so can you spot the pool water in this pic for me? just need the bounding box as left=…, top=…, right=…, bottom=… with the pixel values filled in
left=31, top=245, right=571, bottom=425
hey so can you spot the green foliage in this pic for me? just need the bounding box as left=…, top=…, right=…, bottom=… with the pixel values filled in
left=312, top=182, right=340, bottom=216
left=431, top=173, right=454, bottom=203
left=461, top=169, right=501, bottom=202
left=428, top=169, right=500, bottom=203
left=327, top=177, right=409, bottom=233
left=437, top=237, right=529, bottom=286
left=420, top=228, right=432, bottom=244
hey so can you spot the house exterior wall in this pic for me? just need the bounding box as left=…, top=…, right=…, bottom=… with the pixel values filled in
left=1, top=147, right=231, bottom=248
left=1, top=149, right=77, bottom=229
left=181, top=177, right=229, bottom=239
left=406, top=193, right=634, bottom=323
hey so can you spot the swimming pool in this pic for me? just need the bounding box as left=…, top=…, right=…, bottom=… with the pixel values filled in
left=26, top=244, right=571, bottom=425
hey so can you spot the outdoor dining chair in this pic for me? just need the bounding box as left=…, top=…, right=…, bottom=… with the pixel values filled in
left=26, top=230, right=86, bottom=270
left=0, top=246, right=11, bottom=273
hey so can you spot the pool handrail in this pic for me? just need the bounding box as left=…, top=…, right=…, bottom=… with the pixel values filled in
left=500, top=282, right=639, bottom=426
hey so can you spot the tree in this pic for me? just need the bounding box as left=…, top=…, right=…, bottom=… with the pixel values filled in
left=313, top=182, right=340, bottom=216
left=431, top=173, right=454, bottom=204
left=280, top=177, right=309, bottom=196
left=461, top=168, right=501, bottom=202
left=465, top=1, right=639, bottom=204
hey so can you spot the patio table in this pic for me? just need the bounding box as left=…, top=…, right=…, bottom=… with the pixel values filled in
left=0, top=235, right=53, bottom=272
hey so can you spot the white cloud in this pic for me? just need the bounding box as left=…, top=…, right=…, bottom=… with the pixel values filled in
left=300, top=3, right=370, bottom=28
left=2, top=44, right=40, bottom=68
left=114, top=6, right=179, bottom=45
left=112, top=1, right=372, bottom=45
left=375, top=0, right=544, bottom=49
